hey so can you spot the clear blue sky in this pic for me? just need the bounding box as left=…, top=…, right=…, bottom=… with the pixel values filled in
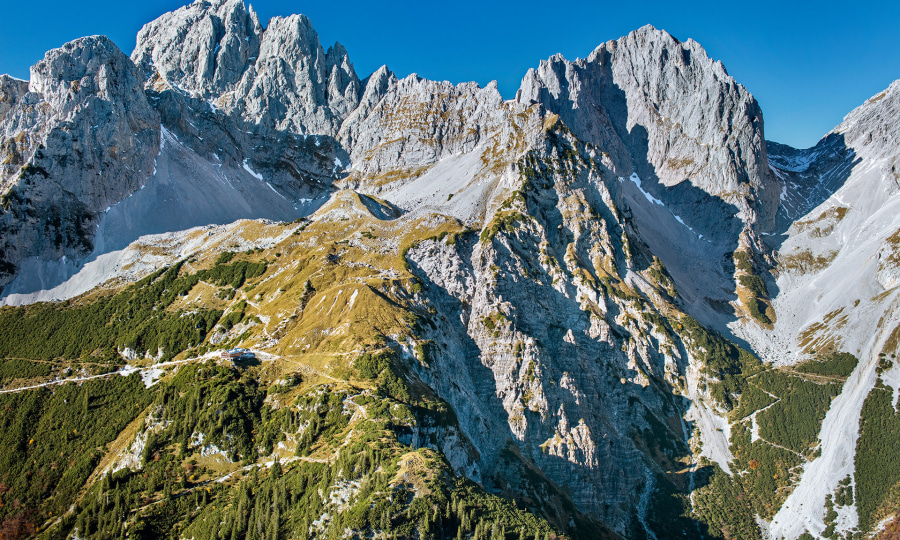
left=1, top=0, right=898, bottom=148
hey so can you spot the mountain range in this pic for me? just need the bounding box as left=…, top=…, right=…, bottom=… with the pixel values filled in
left=0, top=1, right=898, bottom=539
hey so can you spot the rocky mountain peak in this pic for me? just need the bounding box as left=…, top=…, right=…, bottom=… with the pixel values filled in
left=3, top=34, right=158, bottom=195
left=835, top=78, right=900, bottom=163
left=132, top=0, right=263, bottom=97
left=256, top=14, right=319, bottom=61
left=229, top=12, right=359, bottom=135
left=0, top=34, right=159, bottom=283
left=133, top=1, right=360, bottom=137
left=518, top=24, right=778, bottom=242
left=29, top=36, right=152, bottom=122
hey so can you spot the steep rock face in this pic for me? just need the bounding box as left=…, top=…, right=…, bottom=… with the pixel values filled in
left=131, top=0, right=263, bottom=98
left=0, top=36, right=159, bottom=284
left=408, top=125, right=698, bottom=536
left=134, top=4, right=350, bottom=205
left=836, top=79, right=900, bottom=164
left=129, top=0, right=358, bottom=220
left=145, top=80, right=343, bottom=202
left=339, top=65, right=397, bottom=142
left=229, top=15, right=359, bottom=135
left=337, top=75, right=550, bottom=233
left=340, top=75, right=515, bottom=185
left=134, top=1, right=360, bottom=137
left=0, top=75, right=29, bottom=124
left=0, top=75, right=31, bottom=186
left=518, top=25, right=779, bottom=243
left=767, top=136, right=856, bottom=224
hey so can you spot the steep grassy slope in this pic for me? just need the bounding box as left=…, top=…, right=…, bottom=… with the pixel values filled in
left=0, top=186, right=605, bottom=538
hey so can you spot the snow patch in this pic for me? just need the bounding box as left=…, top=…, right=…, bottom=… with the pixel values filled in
left=880, top=363, right=900, bottom=412
left=672, top=213, right=698, bottom=235
left=347, top=288, right=359, bottom=311
left=769, top=147, right=825, bottom=173
left=622, top=174, right=701, bottom=239
left=264, top=181, right=287, bottom=200
left=629, top=173, right=664, bottom=206
left=242, top=159, right=264, bottom=180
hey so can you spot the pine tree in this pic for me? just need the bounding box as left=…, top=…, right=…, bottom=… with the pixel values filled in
left=381, top=510, right=392, bottom=534
left=268, top=506, right=280, bottom=540
left=230, top=518, right=242, bottom=540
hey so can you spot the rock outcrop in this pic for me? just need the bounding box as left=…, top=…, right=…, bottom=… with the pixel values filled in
left=340, top=75, right=514, bottom=183
left=132, top=0, right=263, bottom=98
left=133, top=0, right=360, bottom=137
left=0, top=36, right=159, bottom=283
left=229, top=15, right=359, bottom=135
left=518, top=25, right=779, bottom=242
left=406, top=125, right=691, bottom=532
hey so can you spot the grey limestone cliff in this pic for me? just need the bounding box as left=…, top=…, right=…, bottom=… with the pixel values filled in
left=133, top=0, right=360, bottom=137
left=405, top=123, right=697, bottom=535
left=132, top=0, right=263, bottom=97
left=518, top=25, right=779, bottom=243
left=340, top=75, right=513, bottom=184
left=0, top=35, right=160, bottom=283
left=228, top=14, right=359, bottom=135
